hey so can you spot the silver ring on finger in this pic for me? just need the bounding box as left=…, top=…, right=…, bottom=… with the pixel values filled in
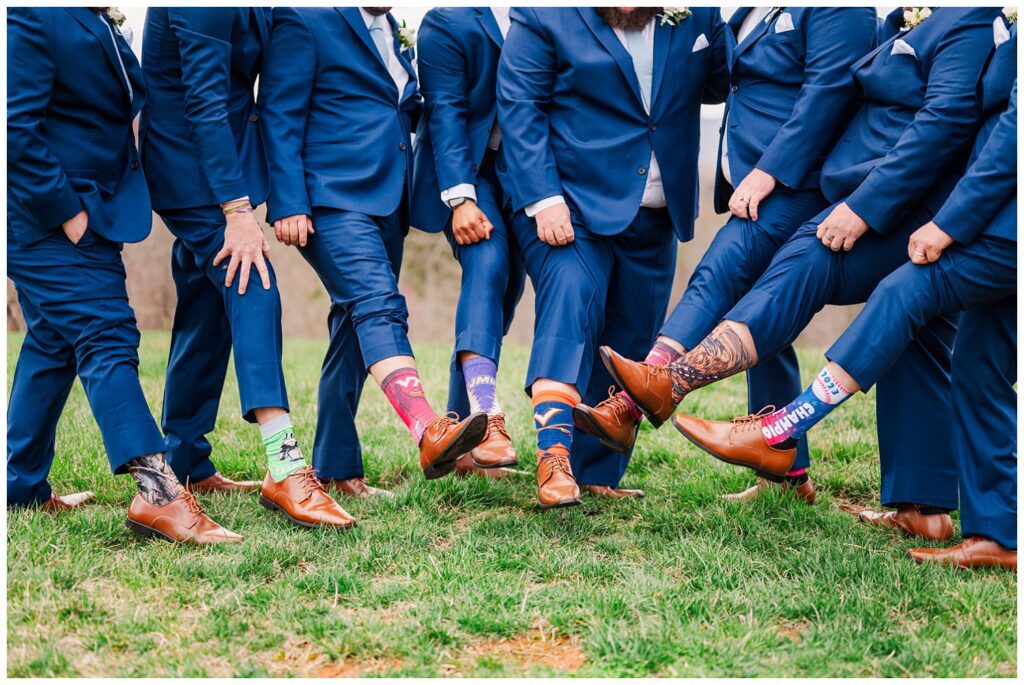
left=914, top=250, right=925, bottom=257
left=823, top=233, right=834, bottom=241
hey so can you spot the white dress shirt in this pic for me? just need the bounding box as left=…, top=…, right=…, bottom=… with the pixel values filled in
left=441, top=7, right=512, bottom=208
left=359, top=8, right=409, bottom=99
left=526, top=16, right=665, bottom=218
left=721, top=8, right=771, bottom=185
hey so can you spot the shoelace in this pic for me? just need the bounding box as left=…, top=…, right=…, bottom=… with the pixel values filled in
left=729, top=405, right=777, bottom=433
left=598, top=387, right=634, bottom=425
left=541, top=451, right=573, bottom=475
left=425, top=412, right=461, bottom=434
left=297, top=467, right=323, bottom=496
left=180, top=489, right=205, bottom=517
left=487, top=414, right=509, bottom=438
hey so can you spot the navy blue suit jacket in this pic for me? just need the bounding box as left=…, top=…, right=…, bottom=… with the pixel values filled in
left=411, top=7, right=505, bottom=233
left=140, top=8, right=271, bottom=210
left=821, top=7, right=1002, bottom=235
left=497, top=8, right=729, bottom=241
left=7, top=7, right=149, bottom=246
left=258, top=7, right=420, bottom=224
left=715, top=7, right=877, bottom=212
left=934, top=23, right=1017, bottom=245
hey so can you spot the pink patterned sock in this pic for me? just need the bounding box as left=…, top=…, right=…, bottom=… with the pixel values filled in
left=381, top=368, right=438, bottom=445
left=615, top=341, right=683, bottom=421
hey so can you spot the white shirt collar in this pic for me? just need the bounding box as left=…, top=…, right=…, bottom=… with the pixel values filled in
left=490, top=7, right=511, bottom=37
left=359, top=7, right=386, bottom=29
left=612, top=17, right=655, bottom=49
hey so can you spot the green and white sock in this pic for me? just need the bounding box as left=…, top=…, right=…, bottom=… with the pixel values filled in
left=261, top=414, right=307, bottom=482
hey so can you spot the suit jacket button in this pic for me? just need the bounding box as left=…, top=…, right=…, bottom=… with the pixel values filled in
left=249, top=114, right=258, bottom=123
left=471, top=164, right=478, bottom=172
left=131, top=160, right=139, bottom=170
left=638, top=166, right=647, bottom=175
left=731, top=84, right=739, bottom=92
left=399, top=142, right=407, bottom=151
left=649, top=124, right=657, bottom=131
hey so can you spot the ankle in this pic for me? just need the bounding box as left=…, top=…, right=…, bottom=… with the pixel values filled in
left=127, top=453, right=182, bottom=505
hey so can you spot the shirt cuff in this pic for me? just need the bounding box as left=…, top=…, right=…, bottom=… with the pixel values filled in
left=525, top=195, right=565, bottom=218
left=440, top=183, right=477, bottom=208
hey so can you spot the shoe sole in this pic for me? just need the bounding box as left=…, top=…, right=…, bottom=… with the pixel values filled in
left=536, top=498, right=582, bottom=511
left=671, top=417, right=791, bottom=477
left=470, top=456, right=520, bottom=470
left=125, top=518, right=178, bottom=543
left=423, top=413, right=489, bottom=480
left=571, top=404, right=634, bottom=453
left=258, top=494, right=357, bottom=530
left=600, top=347, right=667, bottom=429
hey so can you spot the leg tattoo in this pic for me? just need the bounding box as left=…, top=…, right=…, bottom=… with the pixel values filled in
left=127, top=453, right=182, bottom=505
left=669, top=322, right=755, bottom=401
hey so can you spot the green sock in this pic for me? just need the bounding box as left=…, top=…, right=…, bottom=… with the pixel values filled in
left=260, top=414, right=307, bottom=482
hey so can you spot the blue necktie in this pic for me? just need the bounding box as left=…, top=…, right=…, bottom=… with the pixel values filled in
left=369, top=14, right=390, bottom=68
left=624, top=29, right=652, bottom=111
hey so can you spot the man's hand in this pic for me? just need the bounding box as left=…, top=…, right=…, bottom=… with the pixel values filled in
left=816, top=202, right=869, bottom=252
left=535, top=202, right=574, bottom=246
left=61, top=209, right=88, bottom=245
left=908, top=221, right=954, bottom=265
left=451, top=200, right=493, bottom=245
left=213, top=209, right=272, bottom=295
left=728, top=168, right=776, bottom=221
left=273, top=213, right=315, bottom=248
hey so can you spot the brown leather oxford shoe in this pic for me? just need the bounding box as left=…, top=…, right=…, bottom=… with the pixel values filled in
left=536, top=449, right=581, bottom=510
left=419, top=412, right=489, bottom=480
left=600, top=347, right=678, bottom=427
left=191, top=472, right=260, bottom=494
left=671, top=412, right=796, bottom=476
left=908, top=536, right=1017, bottom=571
left=585, top=484, right=645, bottom=499
left=455, top=454, right=530, bottom=479
left=322, top=477, right=394, bottom=498
left=40, top=491, right=96, bottom=511
left=859, top=505, right=953, bottom=541
left=573, top=389, right=640, bottom=453
left=722, top=477, right=816, bottom=505
left=126, top=491, right=244, bottom=544
left=259, top=467, right=357, bottom=529
left=471, top=414, right=519, bottom=469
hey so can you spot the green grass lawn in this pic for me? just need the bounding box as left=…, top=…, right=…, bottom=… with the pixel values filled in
left=6, top=332, right=1016, bottom=677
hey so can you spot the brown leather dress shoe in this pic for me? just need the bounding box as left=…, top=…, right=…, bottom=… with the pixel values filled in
left=585, top=484, right=645, bottom=499
left=600, top=346, right=678, bottom=427
left=322, top=477, right=394, bottom=498
left=671, top=411, right=796, bottom=476
left=572, top=389, right=640, bottom=453
left=191, top=472, right=260, bottom=494
left=419, top=412, right=489, bottom=480
left=536, top=449, right=581, bottom=509
left=259, top=467, right=357, bottom=529
left=455, top=454, right=530, bottom=479
left=126, top=491, right=244, bottom=544
left=471, top=414, right=519, bottom=469
left=40, top=491, right=96, bottom=511
left=908, top=536, right=1017, bottom=571
left=859, top=505, right=953, bottom=541
left=722, top=477, right=816, bottom=505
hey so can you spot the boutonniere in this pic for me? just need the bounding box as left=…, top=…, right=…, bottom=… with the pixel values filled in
left=658, top=7, right=692, bottom=27
left=902, top=7, right=932, bottom=31
left=1003, top=7, right=1017, bottom=24
left=105, top=7, right=133, bottom=45
left=397, top=19, right=416, bottom=50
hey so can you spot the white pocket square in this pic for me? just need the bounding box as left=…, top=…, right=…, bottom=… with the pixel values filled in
left=891, top=39, right=917, bottom=59
left=774, top=12, right=795, bottom=33
left=692, top=33, right=709, bottom=52
left=993, top=17, right=1011, bottom=47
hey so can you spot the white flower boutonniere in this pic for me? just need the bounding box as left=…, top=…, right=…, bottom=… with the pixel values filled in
left=105, top=7, right=133, bottom=45
left=658, top=7, right=692, bottom=27
left=902, top=7, right=932, bottom=31
left=398, top=19, right=416, bottom=50
left=1003, top=7, right=1017, bottom=24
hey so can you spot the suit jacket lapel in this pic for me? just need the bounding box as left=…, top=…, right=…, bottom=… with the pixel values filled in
left=65, top=7, right=132, bottom=102
left=733, top=8, right=774, bottom=61
left=253, top=7, right=271, bottom=54
left=726, top=7, right=751, bottom=69
left=337, top=7, right=389, bottom=73
left=476, top=7, right=504, bottom=48
left=578, top=8, right=645, bottom=111
left=650, top=20, right=675, bottom=110
left=388, top=13, right=418, bottom=103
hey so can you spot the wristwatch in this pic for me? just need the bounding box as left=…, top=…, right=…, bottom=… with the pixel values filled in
left=448, top=196, right=469, bottom=209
